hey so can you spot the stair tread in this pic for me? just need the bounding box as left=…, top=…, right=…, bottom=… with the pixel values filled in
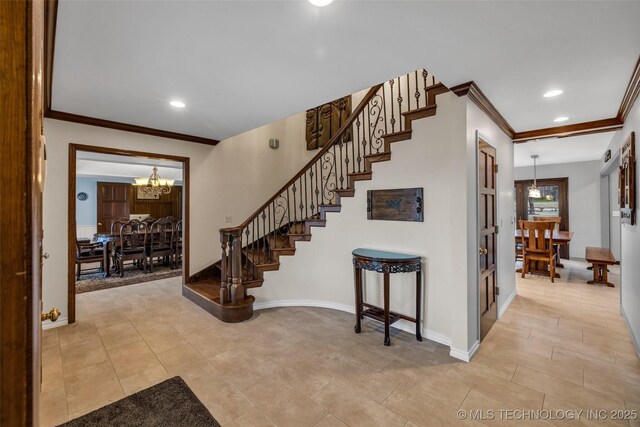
left=401, top=105, right=437, bottom=116
left=348, top=171, right=372, bottom=177
left=383, top=129, right=412, bottom=137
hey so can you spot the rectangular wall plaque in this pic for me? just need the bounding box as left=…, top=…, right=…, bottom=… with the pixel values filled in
left=366, top=188, right=423, bottom=222
left=619, top=131, right=636, bottom=225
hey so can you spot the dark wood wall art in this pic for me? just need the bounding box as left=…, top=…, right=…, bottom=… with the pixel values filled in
left=619, top=132, right=636, bottom=225
left=367, top=188, right=424, bottom=222
left=305, top=96, right=352, bottom=150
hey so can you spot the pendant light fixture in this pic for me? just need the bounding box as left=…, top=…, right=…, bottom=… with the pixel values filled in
left=528, top=155, right=541, bottom=198
left=133, top=166, right=173, bottom=196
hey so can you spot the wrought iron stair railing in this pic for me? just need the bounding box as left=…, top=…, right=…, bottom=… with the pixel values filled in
left=219, top=69, right=444, bottom=306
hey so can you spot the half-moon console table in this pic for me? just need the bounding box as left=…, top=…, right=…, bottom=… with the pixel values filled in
left=352, top=248, right=422, bottom=346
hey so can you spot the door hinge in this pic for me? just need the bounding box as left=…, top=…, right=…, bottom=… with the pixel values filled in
left=494, top=164, right=499, bottom=173
left=496, top=287, right=500, bottom=296
left=495, top=225, right=499, bottom=234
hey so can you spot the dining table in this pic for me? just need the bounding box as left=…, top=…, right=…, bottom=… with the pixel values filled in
left=515, top=229, right=574, bottom=278
left=93, top=229, right=172, bottom=277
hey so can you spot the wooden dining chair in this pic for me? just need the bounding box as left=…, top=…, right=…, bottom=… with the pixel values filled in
left=75, top=239, right=104, bottom=280
left=533, top=216, right=562, bottom=266
left=173, top=220, right=183, bottom=269
left=148, top=217, right=175, bottom=272
left=533, top=216, right=561, bottom=230
left=114, top=219, right=148, bottom=277
left=519, top=220, right=556, bottom=283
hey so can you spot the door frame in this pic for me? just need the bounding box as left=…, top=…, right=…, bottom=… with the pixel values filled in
left=514, top=177, right=570, bottom=258
left=1, top=0, right=43, bottom=424
left=475, top=132, right=500, bottom=343
left=68, top=144, right=190, bottom=323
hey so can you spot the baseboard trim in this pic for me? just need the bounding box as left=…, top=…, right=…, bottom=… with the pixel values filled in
left=253, top=299, right=452, bottom=347
left=620, top=305, right=640, bottom=358
left=42, top=317, right=69, bottom=330
left=499, top=288, right=517, bottom=318
left=449, top=340, right=480, bottom=362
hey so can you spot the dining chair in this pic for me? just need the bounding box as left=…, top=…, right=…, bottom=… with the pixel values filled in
left=533, top=216, right=562, bottom=266
left=114, top=219, right=148, bottom=277
left=519, top=220, right=556, bottom=283
left=173, top=220, right=183, bottom=269
left=75, top=238, right=104, bottom=280
left=147, top=217, right=175, bottom=272
left=533, top=216, right=561, bottom=230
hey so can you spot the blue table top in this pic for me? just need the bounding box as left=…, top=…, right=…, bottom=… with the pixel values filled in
left=352, top=248, right=420, bottom=260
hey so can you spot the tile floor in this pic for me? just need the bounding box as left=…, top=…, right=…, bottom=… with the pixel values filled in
left=40, top=260, right=640, bottom=426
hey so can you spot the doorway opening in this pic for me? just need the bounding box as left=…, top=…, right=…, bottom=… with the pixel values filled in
left=515, top=177, right=569, bottom=258
left=68, top=144, right=190, bottom=324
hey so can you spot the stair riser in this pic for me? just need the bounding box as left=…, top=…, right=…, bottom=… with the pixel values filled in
left=402, top=106, right=437, bottom=130
left=364, top=154, right=391, bottom=171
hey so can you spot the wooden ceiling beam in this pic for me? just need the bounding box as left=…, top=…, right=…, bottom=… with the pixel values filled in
left=512, top=117, right=623, bottom=143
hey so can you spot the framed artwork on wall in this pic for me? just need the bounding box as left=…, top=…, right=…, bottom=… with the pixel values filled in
left=136, top=186, right=160, bottom=200
left=619, top=131, right=636, bottom=225
left=305, top=96, right=352, bottom=150
left=366, top=188, right=424, bottom=222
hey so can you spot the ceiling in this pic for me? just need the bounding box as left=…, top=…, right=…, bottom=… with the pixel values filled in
left=52, top=1, right=640, bottom=141
left=513, top=132, right=617, bottom=168
left=76, top=151, right=183, bottom=182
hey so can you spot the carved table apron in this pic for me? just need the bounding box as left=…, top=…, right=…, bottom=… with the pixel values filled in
left=352, top=248, right=422, bottom=346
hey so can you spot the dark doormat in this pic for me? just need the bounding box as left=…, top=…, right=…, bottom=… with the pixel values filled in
left=58, top=377, right=220, bottom=427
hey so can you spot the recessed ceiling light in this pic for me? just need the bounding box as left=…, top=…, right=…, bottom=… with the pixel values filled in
left=170, top=100, right=186, bottom=108
left=309, top=0, right=333, bottom=6
left=543, top=90, right=563, bottom=98
left=553, top=116, right=569, bottom=123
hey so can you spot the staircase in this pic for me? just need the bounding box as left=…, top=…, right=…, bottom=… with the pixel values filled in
left=184, top=70, right=450, bottom=322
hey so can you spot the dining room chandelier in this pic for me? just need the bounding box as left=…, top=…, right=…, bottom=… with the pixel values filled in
left=528, top=154, right=541, bottom=198
left=133, top=166, right=173, bottom=195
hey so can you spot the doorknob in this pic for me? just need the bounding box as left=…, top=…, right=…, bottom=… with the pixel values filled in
left=479, top=247, right=488, bottom=255
left=41, top=307, right=60, bottom=322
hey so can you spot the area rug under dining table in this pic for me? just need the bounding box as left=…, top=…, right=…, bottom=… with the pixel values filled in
left=76, top=262, right=182, bottom=293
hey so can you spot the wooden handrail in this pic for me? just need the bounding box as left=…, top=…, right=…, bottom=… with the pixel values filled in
left=221, top=83, right=384, bottom=233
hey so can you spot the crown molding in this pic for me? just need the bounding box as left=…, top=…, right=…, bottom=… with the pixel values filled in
left=618, top=55, right=640, bottom=123
left=512, top=117, right=623, bottom=143
left=450, top=81, right=515, bottom=139
left=45, top=110, right=220, bottom=146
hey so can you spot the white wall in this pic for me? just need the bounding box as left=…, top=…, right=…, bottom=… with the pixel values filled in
left=602, top=98, right=640, bottom=355
left=42, top=112, right=314, bottom=324
left=251, top=93, right=515, bottom=361
left=514, top=160, right=602, bottom=259
left=75, top=176, right=134, bottom=226
left=76, top=177, right=97, bottom=226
